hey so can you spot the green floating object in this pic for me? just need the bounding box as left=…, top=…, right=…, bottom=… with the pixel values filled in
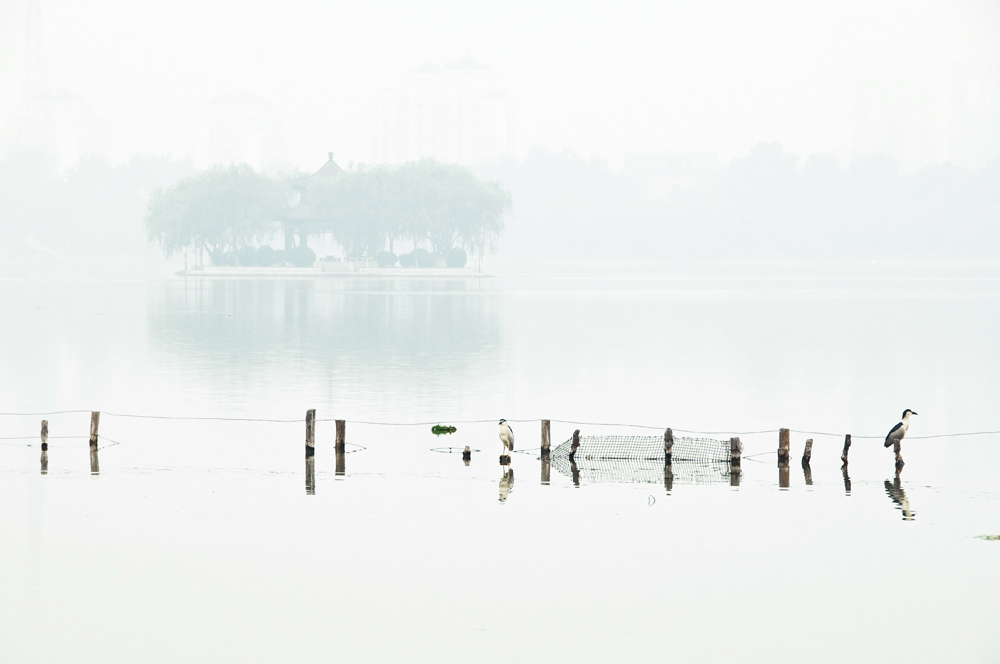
left=974, top=535, right=1000, bottom=541
left=431, top=424, right=457, bottom=436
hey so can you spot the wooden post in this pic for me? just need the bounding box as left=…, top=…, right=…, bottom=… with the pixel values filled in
left=801, top=438, right=813, bottom=465
left=778, top=428, right=790, bottom=463
left=89, top=411, right=100, bottom=475
left=40, top=420, right=48, bottom=475
left=841, top=434, right=852, bottom=465
left=462, top=445, right=471, bottom=463
left=305, top=409, right=316, bottom=458
left=541, top=420, right=551, bottom=456
left=569, top=429, right=581, bottom=462
left=335, top=419, right=346, bottom=453
left=664, top=428, right=674, bottom=465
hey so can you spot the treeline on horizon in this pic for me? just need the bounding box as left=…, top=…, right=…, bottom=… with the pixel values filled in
left=1, top=144, right=999, bottom=264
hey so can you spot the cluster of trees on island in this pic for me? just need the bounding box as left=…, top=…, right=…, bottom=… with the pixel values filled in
left=144, top=159, right=512, bottom=268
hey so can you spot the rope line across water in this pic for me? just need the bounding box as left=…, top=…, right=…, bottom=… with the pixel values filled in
left=0, top=411, right=997, bottom=441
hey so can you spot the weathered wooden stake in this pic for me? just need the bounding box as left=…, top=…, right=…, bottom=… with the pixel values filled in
left=778, top=428, right=790, bottom=462
left=541, top=420, right=551, bottom=456
left=335, top=419, right=346, bottom=453
left=664, top=428, right=674, bottom=465
left=305, top=409, right=316, bottom=458
left=40, top=420, right=48, bottom=474
left=89, top=411, right=100, bottom=475
left=730, top=436, right=741, bottom=467
left=569, top=429, right=581, bottom=461
left=462, top=445, right=471, bottom=463
left=841, top=434, right=852, bottom=465
left=801, top=438, right=813, bottom=465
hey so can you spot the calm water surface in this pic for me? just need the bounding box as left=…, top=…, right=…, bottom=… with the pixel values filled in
left=1, top=272, right=998, bottom=662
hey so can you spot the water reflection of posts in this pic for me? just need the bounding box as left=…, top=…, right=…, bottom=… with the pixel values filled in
left=885, top=472, right=915, bottom=520
left=730, top=437, right=741, bottom=487
left=540, top=420, right=550, bottom=484
left=335, top=419, right=346, bottom=476
left=462, top=445, right=471, bottom=466
left=664, top=462, right=674, bottom=493
left=499, top=467, right=514, bottom=502
left=40, top=420, right=49, bottom=474
left=801, top=438, right=813, bottom=486
left=570, top=459, right=581, bottom=487
left=778, top=431, right=790, bottom=489
left=841, top=465, right=852, bottom=495
left=305, top=409, right=316, bottom=495
left=89, top=411, right=100, bottom=475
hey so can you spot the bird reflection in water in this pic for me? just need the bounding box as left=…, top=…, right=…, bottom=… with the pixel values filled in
left=885, top=472, right=915, bottom=521
left=499, top=467, right=515, bottom=503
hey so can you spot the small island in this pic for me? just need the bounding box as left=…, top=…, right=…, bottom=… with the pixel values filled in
left=146, top=153, right=511, bottom=277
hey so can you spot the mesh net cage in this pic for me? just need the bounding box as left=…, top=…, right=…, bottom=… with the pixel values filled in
left=549, top=434, right=737, bottom=486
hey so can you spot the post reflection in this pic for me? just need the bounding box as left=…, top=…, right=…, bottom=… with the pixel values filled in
left=305, top=457, right=316, bottom=495
left=778, top=460, right=790, bottom=489
left=541, top=455, right=550, bottom=485
left=884, top=473, right=915, bottom=521
left=730, top=466, right=740, bottom=487
left=664, top=463, right=673, bottom=493
left=335, top=448, right=346, bottom=477
left=89, top=445, right=100, bottom=475
left=569, top=459, right=581, bottom=487
left=499, top=467, right=514, bottom=502
left=802, top=460, right=813, bottom=486
left=841, top=464, right=852, bottom=495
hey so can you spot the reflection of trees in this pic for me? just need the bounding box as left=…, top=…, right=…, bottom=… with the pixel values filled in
left=884, top=474, right=916, bottom=521
left=146, top=278, right=500, bottom=408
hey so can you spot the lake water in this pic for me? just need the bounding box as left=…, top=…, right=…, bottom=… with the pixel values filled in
left=1, top=268, right=998, bottom=662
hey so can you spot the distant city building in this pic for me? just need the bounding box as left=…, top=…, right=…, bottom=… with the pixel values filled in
left=20, top=88, right=108, bottom=170
left=852, top=70, right=1000, bottom=169
left=370, top=58, right=515, bottom=165
left=189, top=91, right=286, bottom=170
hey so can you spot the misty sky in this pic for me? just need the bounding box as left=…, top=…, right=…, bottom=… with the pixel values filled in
left=2, top=0, right=999, bottom=168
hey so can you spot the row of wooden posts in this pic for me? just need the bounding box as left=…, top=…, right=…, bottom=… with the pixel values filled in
left=32, top=413, right=865, bottom=488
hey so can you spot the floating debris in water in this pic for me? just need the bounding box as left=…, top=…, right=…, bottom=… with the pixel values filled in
left=974, top=535, right=1000, bottom=541
left=431, top=424, right=457, bottom=435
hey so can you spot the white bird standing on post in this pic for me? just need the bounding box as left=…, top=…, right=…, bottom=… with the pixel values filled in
left=884, top=409, right=917, bottom=467
left=498, top=419, right=515, bottom=463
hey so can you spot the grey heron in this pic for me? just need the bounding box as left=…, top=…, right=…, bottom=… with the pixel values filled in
left=498, top=419, right=514, bottom=463
left=884, top=409, right=917, bottom=467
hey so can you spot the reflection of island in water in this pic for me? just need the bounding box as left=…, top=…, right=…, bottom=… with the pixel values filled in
left=884, top=474, right=916, bottom=521
left=146, top=278, right=501, bottom=408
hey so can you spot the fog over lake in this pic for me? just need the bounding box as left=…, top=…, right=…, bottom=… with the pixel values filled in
left=2, top=0, right=1000, bottom=661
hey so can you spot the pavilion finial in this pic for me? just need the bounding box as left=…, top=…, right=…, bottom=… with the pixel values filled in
left=328, top=151, right=333, bottom=161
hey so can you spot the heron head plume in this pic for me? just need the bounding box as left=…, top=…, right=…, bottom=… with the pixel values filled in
left=498, top=419, right=506, bottom=425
